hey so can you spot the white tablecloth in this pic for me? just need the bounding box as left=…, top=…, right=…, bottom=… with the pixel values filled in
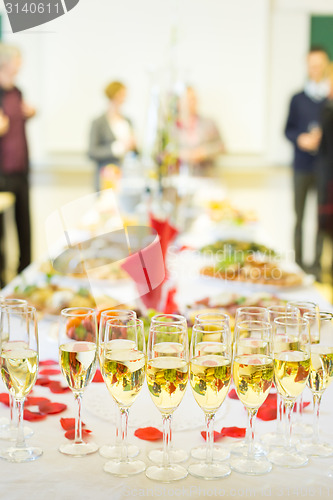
left=1, top=320, right=333, bottom=500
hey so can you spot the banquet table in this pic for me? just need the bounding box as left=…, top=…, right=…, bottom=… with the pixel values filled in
left=1, top=282, right=333, bottom=500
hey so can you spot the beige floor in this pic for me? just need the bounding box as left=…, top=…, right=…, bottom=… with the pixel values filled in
left=3, top=165, right=331, bottom=297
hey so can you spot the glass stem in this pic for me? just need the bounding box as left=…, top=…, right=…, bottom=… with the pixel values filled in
left=312, top=392, right=322, bottom=445
left=116, top=406, right=121, bottom=445
left=297, top=393, right=303, bottom=423
left=119, top=407, right=129, bottom=463
left=162, top=414, right=172, bottom=469
left=74, top=392, right=83, bottom=444
left=9, top=393, right=16, bottom=429
left=284, top=400, right=294, bottom=451
left=15, top=398, right=26, bottom=449
left=205, top=413, right=215, bottom=465
left=276, top=392, right=283, bottom=434
left=247, top=408, right=258, bottom=459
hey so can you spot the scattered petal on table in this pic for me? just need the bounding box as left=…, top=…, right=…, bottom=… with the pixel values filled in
left=92, top=370, right=104, bottom=383
left=39, top=369, right=61, bottom=376
left=220, top=426, right=246, bottom=438
left=38, top=401, right=67, bottom=415
left=200, top=430, right=224, bottom=442
left=0, top=393, right=10, bottom=406
left=24, top=409, right=48, bottom=421
left=257, top=406, right=277, bottom=421
left=134, top=427, right=163, bottom=441
left=65, top=429, right=92, bottom=440
left=35, top=377, right=52, bottom=386
left=60, top=417, right=86, bottom=431
left=39, top=360, right=58, bottom=366
left=48, top=381, right=70, bottom=394
left=26, top=396, right=51, bottom=406
left=228, top=389, right=238, bottom=400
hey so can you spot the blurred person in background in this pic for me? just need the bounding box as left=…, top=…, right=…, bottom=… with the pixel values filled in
left=316, top=64, right=333, bottom=257
left=0, top=44, right=35, bottom=286
left=88, top=81, right=137, bottom=191
left=176, top=86, right=225, bottom=175
left=285, top=46, right=330, bottom=280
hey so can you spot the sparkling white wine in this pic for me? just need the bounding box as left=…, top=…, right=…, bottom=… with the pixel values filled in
left=146, top=356, right=188, bottom=413
left=1, top=345, right=38, bottom=398
left=308, top=346, right=333, bottom=394
left=101, top=349, right=145, bottom=407
left=59, top=341, right=96, bottom=393
left=274, top=351, right=310, bottom=399
left=190, top=355, right=231, bottom=412
left=233, top=354, right=274, bottom=408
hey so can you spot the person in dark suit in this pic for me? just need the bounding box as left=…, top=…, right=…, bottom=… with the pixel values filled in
left=285, top=46, right=329, bottom=279
left=88, top=81, right=136, bottom=191
left=0, top=44, right=35, bottom=286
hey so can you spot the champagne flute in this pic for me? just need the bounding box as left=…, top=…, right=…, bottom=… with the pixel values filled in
left=100, top=317, right=146, bottom=476
left=0, top=305, right=42, bottom=462
left=268, top=316, right=311, bottom=467
left=191, top=311, right=231, bottom=462
left=146, top=321, right=189, bottom=482
left=229, top=320, right=273, bottom=475
left=231, top=307, right=269, bottom=458
left=148, top=313, right=189, bottom=465
left=297, top=311, right=333, bottom=457
left=188, top=322, right=232, bottom=479
left=261, top=305, right=300, bottom=447
left=0, top=298, right=34, bottom=440
left=58, top=307, right=98, bottom=456
left=286, top=300, right=319, bottom=437
left=98, top=309, right=140, bottom=460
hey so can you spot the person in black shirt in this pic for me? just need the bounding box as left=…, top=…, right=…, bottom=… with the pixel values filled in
left=285, top=46, right=329, bottom=279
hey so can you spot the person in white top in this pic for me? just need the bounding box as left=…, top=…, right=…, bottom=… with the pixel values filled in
left=88, top=81, right=137, bottom=191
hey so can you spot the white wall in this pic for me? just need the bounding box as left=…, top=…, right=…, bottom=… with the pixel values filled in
left=1, top=0, right=269, bottom=166
left=1, top=0, right=333, bottom=167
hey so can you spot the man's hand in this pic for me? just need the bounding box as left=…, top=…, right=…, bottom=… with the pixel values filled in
left=297, top=131, right=322, bottom=152
left=0, top=110, right=9, bottom=136
left=22, top=101, right=36, bottom=119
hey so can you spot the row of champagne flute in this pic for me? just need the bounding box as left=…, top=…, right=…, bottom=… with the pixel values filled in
left=0, top=301, right=333, bottom=482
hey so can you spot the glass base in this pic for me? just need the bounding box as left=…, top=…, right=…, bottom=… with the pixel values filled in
left=0, top=445, right=42, bottom=463
left=104, top=459, right=146, bottom=477
left=297, top=441, right=333, bottom=458
left=0, top=425, right=33, bottom=441
left=146, top=463, right=188, bottom=482
left=188, top=462, right=231, bottom=480
left=0, top=417, right=9, bottom=428
left=293, top=422, right=313, bottom=437
left=260, top=432, right=296, bottom=447
left=59, top=441, right=98, bottom=457
left=230, top=455, right=272, bottom=475
left=99, top=444, right=139, bottom=459
left=230, top=439, right=267, bottom=457
left=191, top=445, right=230, bottom=462
left=148, top=447, right=188, bottom=464
left=268, top=447, right=308, bottom=468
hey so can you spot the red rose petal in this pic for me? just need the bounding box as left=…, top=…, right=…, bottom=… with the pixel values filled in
left=201, top=430, right=224, bottom=442
left=35, top=377, right=52, bottom=386
left=293, top=401, right=311, bottom=412
left=257, top=406, right=277, bottom=421
left=39, top=369, right=61, bottom=376
left=48, top=381, right=70, bottom=394
left=23, top=409, right=47, bottom=421
left=60, top=417, right=87, bottom=431
left=134, top=427, right=163, bottom=441
left=0, top=393, right=10, bottom=406
left=26, top=397, right=50, bottom=406
left=92, top=370, right=104, bottom=383
left=38, top=401, right=67, bottom=415
left=65, top=429, right=92, bottom=440
left=228, top=389, right=239, bottom=400
left=220, top=426, right=246, bottom=438
left=39, top=360, right=58, bottom=366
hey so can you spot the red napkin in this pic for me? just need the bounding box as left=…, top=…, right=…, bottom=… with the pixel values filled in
left=134, top=427, right=163, bottom=441
left=92, top=369, right=104, bottom=383
left=163, top=286, right=179, bottom=314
